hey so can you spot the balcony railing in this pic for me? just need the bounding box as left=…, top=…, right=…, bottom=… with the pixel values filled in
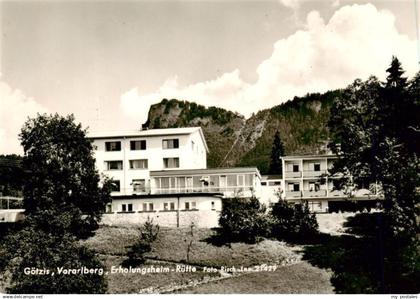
left=111, top=186, right=255, bottom=197
left=302, top=170, right=327, bottom=178
left=285, top=191, right=302, bottom=198
left=284, top=171, right=301, bottom=178
left=302, top=190, right=327, bottom=197
left=0, top=196, right=23, bottom=209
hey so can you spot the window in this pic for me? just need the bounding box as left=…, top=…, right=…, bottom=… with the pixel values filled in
left=132, top=179, right=146, bottom=193
left=105, top=203, right=112, bottom=213
left=142, top=202, right=154, bottom=212
left=163, top=139, right=179, bottom=149
left=106, top=160, right=123, bottom=170
left=293, top=164, right=299, bottom=172
left=110, top=180, right=120, bottom=192
left=130, top=140, right=146, bottom=150
left=293, top=183, right=300, bottom=192
left=237, top=175, right=244, bottom=186
left=309, top=182, right=320, bottom=192
left=163, top=157, right=179, bottom=168
left=314, top=163, right=321, bottom=172
left=129, top=159, right=148, bottom=169
left=185, top=201, right=196, bottom=210
left=163, top=202, right=176, bottom=211
left=105, top=141, right=121, bottom=151
left=261, top=182, right=267, bottom=186
left=227, top=175, right=237, bottom=186
left=211, top=201, right=215, bottom=210
left=121, top=203, right=133, bottom=212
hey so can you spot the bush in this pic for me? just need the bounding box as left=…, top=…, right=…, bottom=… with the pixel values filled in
left=2, top=226, right=107, bottom=294
left=123, top=218, right=159, bottom=267
left=219, top=197, right=271, bottom=244
left=271, top=200, right=318, bottom=241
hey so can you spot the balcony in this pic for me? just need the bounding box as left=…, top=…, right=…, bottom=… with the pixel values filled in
left=285, top=191, right=302, bottom=198
left=153, top=186, right=254, bottom=197
left=284, top=171, right=302, bottom=178
left=329, top=190, right=346, bottom=197
left=110, top=186, right=255, bottom=197
left=302, top=190, right=327, bottom=198
left=302, top=170, right=327, bottom=178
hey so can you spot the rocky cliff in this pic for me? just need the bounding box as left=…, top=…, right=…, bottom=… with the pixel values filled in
left=142, top=90, right=342, bottom=173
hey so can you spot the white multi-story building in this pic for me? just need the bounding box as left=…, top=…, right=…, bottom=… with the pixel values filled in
left=281, top=154, right=381, bottom=212
left=88, top=127, right=262, bottom=227
left=89, top=127, right=208, bottom=196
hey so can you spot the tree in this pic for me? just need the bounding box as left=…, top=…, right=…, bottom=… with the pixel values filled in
left=123, top=218, right=159, bottom=267
left=0, top=113, right=111, bottom=294
left=0, top=155, right=23, bottom=197
left=1, top=227, right=107, bottom=294
left=219, top=197, right=271, bottom=243
left=328, top=58, right=419, bottom=292
left=19, top=113, right=112, bottom=238
left=269, top=131, right=285, bottom=175
left=270, top=199, right=318, bottom=242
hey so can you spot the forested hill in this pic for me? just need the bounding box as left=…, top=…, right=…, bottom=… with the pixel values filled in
left=142, top=90, right=342, bottom=173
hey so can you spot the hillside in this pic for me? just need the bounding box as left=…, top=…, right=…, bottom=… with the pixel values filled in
left=142, top=90, right=342, bottom=173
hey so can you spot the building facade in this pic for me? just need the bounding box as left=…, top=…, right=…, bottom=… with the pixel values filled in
left=281, top=154, right=381, bottom=212
left=89, top=127, right=261, bottom=227
left=89, top=127, right=208, bottom=196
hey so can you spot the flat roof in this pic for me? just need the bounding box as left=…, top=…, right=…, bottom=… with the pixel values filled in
left=111, top=192, right=223, bottom=200
left=87, top=127, right=208, bottom=152
left=282, top=154, right=337, bottom=160
left=150, top=167, right=261, bottom=178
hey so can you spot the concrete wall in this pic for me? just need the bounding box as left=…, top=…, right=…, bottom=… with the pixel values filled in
left=0, top=209, right=25, bottom=223
left=101, top=209, right=220, bottom=228
left=102, top=195, right=221, bottom=228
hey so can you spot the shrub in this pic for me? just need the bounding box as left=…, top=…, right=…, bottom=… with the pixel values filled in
left=2, top=226, right=106, bottom=294
left=219, top=197, right=271, bottom=244
left=123, top=218, right=159, bottom=266
left=271, top=200, right=318, bottom=241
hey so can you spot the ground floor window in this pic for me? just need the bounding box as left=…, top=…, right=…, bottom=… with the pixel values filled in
left=308, top=201, right=323, bottom=212
left=185, top=201, right=196, bottom=210
left=163, top=202, right=176, bottom=211
left=142, top=202, right=154, bottom=212
left=121, top=203, right=133, bottom=212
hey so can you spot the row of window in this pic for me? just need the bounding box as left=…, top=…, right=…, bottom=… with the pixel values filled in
left=288, top=181, right=340, bottom=192
left=105, top=139, right=179, bottom=152
left=119, top=201, right=204, bottom=213
left=288, top=163, right=322, bottom=172
left=105, top=157, right=179, bottom=170
left=154, top=174, right=254, bottom=189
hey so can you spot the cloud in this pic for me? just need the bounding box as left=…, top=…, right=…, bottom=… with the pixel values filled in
left=120, top=3, right=418, bottom=123
left=278, top=0, right=300, bottom=10
left=0, top=80, right=49, bottom=154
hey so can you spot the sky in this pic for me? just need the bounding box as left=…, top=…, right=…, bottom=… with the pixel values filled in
left=0, top=0, right=419, bottom=154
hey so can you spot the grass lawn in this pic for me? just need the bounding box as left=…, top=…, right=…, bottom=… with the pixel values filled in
left=101, top=255, right=220, bottom=294
left=172, top=261, right=334, bottom=294
left=83, top=225, right=299, bottom=268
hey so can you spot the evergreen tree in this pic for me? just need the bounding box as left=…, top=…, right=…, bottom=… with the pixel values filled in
left=328, top=58, right=419, bottom=292
left=269, top=131, right=285, bottom=175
